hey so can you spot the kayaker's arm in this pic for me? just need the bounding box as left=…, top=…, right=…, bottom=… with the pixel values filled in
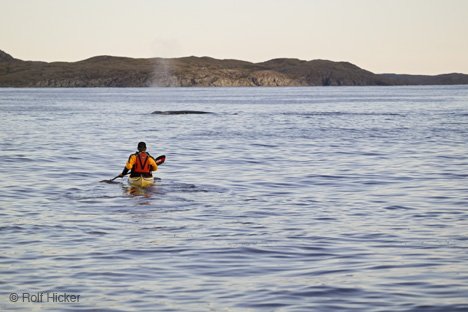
left=120, top=167, right=130, bottom=176
left=119, top=155, right=136, bottom=177
left=149, top=157, right=158, bottom=172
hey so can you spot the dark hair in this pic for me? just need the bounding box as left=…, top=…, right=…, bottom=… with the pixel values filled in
left=137, top=142, right=147, bottom=151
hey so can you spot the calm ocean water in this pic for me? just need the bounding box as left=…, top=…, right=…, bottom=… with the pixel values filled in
left=1, top=86, right=468, bottom=311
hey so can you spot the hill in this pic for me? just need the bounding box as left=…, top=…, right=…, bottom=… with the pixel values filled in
left=1, top=50, right=467, bottom=87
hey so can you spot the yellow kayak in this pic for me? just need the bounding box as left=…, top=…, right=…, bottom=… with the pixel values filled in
left=128, top=176, right=154, bottom=188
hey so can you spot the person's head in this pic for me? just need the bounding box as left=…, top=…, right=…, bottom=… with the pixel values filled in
left=137, top=141, right=147, bottom=152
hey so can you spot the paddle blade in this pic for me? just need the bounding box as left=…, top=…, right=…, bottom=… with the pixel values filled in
left=100, top=179, right=120, bottom=184
left=155, top=155, right=166, bottom=165
left=100, top=175, right=122, bottom=183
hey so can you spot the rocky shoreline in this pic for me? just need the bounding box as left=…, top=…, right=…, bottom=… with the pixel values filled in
left=1, top=50, right=467, bottom=87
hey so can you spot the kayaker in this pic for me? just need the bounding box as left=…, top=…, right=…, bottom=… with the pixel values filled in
left=118, top=142, right=158, bottom=178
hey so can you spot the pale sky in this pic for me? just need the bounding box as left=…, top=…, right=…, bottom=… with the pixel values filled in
left=1, top=0, right=467, bottom=75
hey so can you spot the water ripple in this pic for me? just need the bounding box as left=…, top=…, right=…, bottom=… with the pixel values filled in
left=1, top=86, right=468, bottom=311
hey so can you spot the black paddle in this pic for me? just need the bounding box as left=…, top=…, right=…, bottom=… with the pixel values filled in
left=100, top=155, right=166, bottom=183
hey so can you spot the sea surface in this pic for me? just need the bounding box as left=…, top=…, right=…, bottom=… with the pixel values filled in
left=1, top=86, right=468, bottom=311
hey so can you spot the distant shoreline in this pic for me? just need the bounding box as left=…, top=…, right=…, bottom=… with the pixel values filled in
left=1, top=50, right=468, bottom=87
left=2, top=85, right=468, bottom=89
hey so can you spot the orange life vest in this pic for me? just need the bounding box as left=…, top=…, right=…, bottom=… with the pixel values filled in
left=133, top=152, right=151, bottom=174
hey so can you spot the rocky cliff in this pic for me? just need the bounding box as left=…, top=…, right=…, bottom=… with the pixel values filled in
left=1, top=50, right=467, bottom=87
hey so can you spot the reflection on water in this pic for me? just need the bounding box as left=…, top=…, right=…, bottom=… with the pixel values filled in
left=124, top=185, right=152, bottom=198
left=1, top=87, right=468, bottom=311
